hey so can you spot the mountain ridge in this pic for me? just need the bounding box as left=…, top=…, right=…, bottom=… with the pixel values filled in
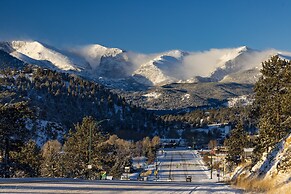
left=1, top=40, right=290, bottom=88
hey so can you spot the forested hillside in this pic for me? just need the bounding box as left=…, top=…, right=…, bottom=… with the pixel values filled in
left=0, top=65, right=165, bottom=141
left=0, top=64, right=165, bottom=178
left=0, top=50, right=26, bottom=69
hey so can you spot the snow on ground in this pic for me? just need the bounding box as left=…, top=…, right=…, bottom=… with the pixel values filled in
left=230, top=133, right=291, bottom=192
left=132, top=156, right=147, bottom=170
left=250, top=134, right=291, bottom=178
left=177, top=77, right=198, bottom=83
left=143, top=92, right=162, bottom=100
left=25, top=119, right=65, bottom=146
left=181, top=94, right=190, bottom=101
left=227, top=95, right=253, bottom=107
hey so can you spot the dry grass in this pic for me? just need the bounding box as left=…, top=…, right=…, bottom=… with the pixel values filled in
left=268, top=181, right=291, bottom=194
left=140, top=170, right=152, bottom=177
left=235, top=175, right=277, bottom=193
left=285, top=135, right=291, bottom=149
left=235, top=174, right=291, bottom=193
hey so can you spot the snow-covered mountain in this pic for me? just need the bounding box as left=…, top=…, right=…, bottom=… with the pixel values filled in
left=0, top=41, right=89, bottom=71
left=72, top=44, right=124, bottom=69
left=209, top=46, right=250, bottom=81
left=209, top=47, right=280, bottom=82
left=71, top=44, right=137, bottom=78
left=133, top=50, right=188, bottom=86
left=1, top=40, right=291, bottom=88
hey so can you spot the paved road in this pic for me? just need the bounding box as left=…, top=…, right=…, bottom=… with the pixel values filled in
left=0, top=148, right=243, bottom=193
left=158, top=148, right=209, bottom=182
left=0, top=179, right=243, bottom=194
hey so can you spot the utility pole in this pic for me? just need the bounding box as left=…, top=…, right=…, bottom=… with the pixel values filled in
left=210, top=150, right=213, bottom=179
left=208, top=140, right=216, bottom=180
left=155, top=149, right=158, bottom=180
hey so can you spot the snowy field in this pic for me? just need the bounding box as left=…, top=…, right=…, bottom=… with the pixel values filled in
left=0, top=148, right=243, bottom=193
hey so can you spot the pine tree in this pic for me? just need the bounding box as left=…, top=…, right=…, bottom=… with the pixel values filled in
left=62, top=116, right=106, bottom=179
left=0, top=101, right=32, bottom=178
left=224, top=124, right=248, bottom=166
left=11, top=140, right=41, bottom=177
left=254, top=55, right=291, bottom=155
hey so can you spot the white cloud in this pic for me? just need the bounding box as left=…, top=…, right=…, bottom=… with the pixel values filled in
left=179, top=48, right=250, bottom=79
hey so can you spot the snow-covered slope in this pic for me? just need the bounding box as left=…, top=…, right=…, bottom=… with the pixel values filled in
left=133, top=50, right=188, bottom=86
left=1, top=41, right=89, bottom=71
left=209, top=46, right=250, bottom=81
left=251, top=133, right=291, bottom=179
left=220, top=68, right=261, bottom=84
left=231, top=133, right=291, bottom=192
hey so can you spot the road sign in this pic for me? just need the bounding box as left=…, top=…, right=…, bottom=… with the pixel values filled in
left=101, top=171, right=107, bottom=180
left=154, top=170, right=158, bottom=176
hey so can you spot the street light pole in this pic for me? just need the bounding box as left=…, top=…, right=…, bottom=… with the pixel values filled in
left=88, top=121, right=93, bottom=175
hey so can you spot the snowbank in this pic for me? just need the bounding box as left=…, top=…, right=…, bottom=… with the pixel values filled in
left=231, top=133, right=291, bottom=192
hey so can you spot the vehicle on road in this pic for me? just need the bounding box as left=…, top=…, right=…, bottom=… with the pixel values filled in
left=186, top=176, right=192, bottom=182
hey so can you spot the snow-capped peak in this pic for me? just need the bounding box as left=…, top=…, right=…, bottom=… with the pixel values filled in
left=217, top=46, right=249, bottom=68
left=161, top=50, right=188, bottom=59
left=75, top=44, right=124, bottom=69
left=237, top=45, right=248, bottom=52
left=7, top=40, right=84, bottom=71
left=11, top=40, right=43, bottom=50
left=132, top=50, right=188, bottom=86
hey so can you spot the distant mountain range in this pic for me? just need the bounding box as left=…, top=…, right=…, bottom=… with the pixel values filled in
left=1, top=40, right=290, bottom=110
left=1, top=40, right=290, bottom=86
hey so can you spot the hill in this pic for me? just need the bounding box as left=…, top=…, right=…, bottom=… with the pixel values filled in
left=0, top=65, right=165, bottom=143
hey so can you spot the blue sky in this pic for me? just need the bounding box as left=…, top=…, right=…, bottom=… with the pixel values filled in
left=1, top=0, right=291, bottom=53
